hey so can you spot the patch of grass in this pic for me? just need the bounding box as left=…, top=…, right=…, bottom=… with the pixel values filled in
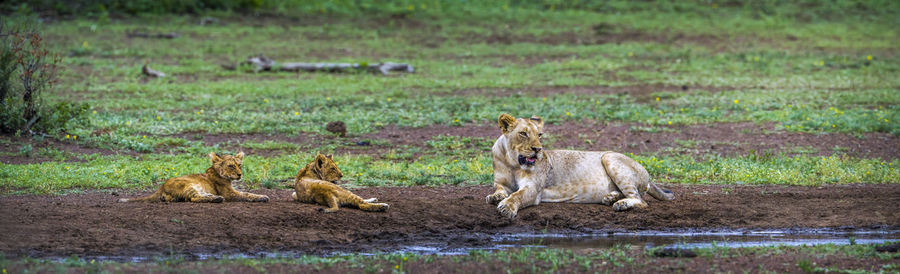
left=641, top=153, right=899, bottom=186
left=2, top=150, right=897, bottom=194
left=4, top=242, right=898, bottom=273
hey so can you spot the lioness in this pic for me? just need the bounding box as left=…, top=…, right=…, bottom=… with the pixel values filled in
left=117, top=152, right=269, bottom=203
left=292, top=153, right=389, bottom=213
left=486, top=114, right=674, bottom=218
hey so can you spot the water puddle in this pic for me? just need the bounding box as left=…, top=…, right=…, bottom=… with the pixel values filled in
left=50, top=229, right=899, bottom=262
left=493, top=229, right=900, bottom=251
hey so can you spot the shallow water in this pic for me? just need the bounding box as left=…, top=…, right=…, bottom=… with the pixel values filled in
left=494, top=229, right=900, bottom=251
left=51, top=229, right=900, bottom=262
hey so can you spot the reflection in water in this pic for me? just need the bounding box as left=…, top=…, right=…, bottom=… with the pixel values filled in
left=52, top=229, right=900, bottom=262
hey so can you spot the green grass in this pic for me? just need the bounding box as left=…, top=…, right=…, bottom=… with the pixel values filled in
left=1, top=149, right=897, bottom=194
left=1, top=1, right=898, bottom=193
left=2, top=242, right=897, bottom=273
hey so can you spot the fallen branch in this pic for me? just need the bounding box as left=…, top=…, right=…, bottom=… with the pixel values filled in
left=142, top=64, right=166, bottom=78
left=126, top=32, right=179, bottom=39
left=233, top=54, right=414, bottom=75
left=282, top=62, right=414, bottom=75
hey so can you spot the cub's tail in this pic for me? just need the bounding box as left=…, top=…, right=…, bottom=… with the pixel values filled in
left=647, top=183, right=675, bottom=201
left=117, top=189, right=163, bottom=202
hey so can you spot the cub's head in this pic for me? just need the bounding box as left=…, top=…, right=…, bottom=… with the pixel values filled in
left=209, top=152, right=244, bottom=181
left=498, top=113, right=544, bottom=167
left=300, top=153, right=343, bottom=182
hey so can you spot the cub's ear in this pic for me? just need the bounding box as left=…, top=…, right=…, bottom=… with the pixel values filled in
left=529, top=116, right=544, bottom=128
left=209, top=152, right=221, bottom=163
left=326, top=154, right=333, bottom=159
left=498, top=113, right=517, bottom=134
left=316, top=153, right=327, bottom=167
left=235, top=152, right=245, bottom=160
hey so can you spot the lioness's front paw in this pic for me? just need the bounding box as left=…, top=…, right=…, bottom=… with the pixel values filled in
left=210, top=196, right=225, bottom=203
left=254, top=195, right=270, bottom=202
left=600, top=191, right=623, bottom=206
left=363, top=198, right=378, bottom=203
left=497, top=200, right=519, bottom=219
left=486, top=192, right=508, bottom=205
left=612, top=198, right=647, bottom=212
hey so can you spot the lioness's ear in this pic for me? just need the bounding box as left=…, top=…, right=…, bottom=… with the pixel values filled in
left=529, top=116, right=544, bottom=128
left=235, top=152, right=245, bottom=160
left=209, top=152, right=221, bottom=163
left=498, top=114, right=517, bottom=134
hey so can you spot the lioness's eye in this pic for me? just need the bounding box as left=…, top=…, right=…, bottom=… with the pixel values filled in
left=538, top=133, right=544, bottom=138
left=228, top=164, right=235, bottom=169
left=519, top=132, right=528, bottom=138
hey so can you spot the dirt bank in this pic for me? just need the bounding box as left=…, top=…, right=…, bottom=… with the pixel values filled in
left=0, top=184, right=897, bottom=259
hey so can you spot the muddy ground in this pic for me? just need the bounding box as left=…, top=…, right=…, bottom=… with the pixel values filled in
left=0, top=184, right=897, bottom=260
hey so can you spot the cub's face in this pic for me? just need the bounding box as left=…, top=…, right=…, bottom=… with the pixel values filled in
left=498, top=114, right=544, bottom=167
left=314, top=154, right=343, bottom=182
left=210, top=152, right=244, bottom=181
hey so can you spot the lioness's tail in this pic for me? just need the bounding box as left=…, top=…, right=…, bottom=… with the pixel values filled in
left=647, top=183, right=675, bottom=201
left=117, top=189, right=163, bottom=203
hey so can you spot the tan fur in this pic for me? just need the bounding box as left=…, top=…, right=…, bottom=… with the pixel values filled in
left=486, top=114, right=675, bottom=218
left=118, top=152, right=269, bottom=203
left=292, top=153, right=389, bottom=213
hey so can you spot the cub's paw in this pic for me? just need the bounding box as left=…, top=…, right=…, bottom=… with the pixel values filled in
left=612, top=198, right=647, bottom=212
left=485, top=192, right=508, bottom=205
left=363, top=198, right=378, bottom=203
left=291, top=192, right=298, bottom=201
left=373, top=203, right=390, bottom=211
left=497, top=200, right=519, bottom=219
left=318, top=207, right=339, bottom=213
left=253, top=195, right=270, bottom=202
left=210, top=196, right=225, bottom=203
left=600, top=191, right=624, bottom=206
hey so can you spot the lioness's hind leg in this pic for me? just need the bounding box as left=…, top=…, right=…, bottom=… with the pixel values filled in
left=602, top=153, right=649, bottom=211
left=600, top=191, right=624, bottom=205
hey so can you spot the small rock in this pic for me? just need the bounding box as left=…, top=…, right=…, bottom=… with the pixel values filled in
left=876, top=243, right=900, bottom=253
left=326, top=121, right=346, bottom=137
left=652, top=247, right=697, bottom=258
left=355, top=141, right=371, bottom=146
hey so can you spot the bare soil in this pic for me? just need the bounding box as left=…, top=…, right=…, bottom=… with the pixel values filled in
left=0, top=184, right=897, bottom=259
left=3, top=121, right=896, bottom=164
left=447, top=84, right=732, bottom=100
left=365, top=121, right=899, bottom=160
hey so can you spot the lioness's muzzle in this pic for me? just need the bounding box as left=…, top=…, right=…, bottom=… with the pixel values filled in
left=518, top=155, right=537, bottom=166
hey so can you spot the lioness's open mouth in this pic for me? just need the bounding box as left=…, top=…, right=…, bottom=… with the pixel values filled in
left=518, top=155, right=538, bottom=166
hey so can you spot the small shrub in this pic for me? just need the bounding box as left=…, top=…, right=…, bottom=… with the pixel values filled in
left=1, top=17, right=89, bottom=135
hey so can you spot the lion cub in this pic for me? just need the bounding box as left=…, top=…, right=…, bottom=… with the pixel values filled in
left=118, top=152, right=269, bottom=203
left=292, top=153, right=388, bottom=213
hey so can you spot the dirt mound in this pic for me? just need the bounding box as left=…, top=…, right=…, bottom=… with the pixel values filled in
left=0, top=184, right=897, bottom=259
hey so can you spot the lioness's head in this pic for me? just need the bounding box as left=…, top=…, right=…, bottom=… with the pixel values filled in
left=209, top=152, right=244, bottom=181
left=300, top=153, right=343, bottom=182
left=498, top=113, right=544, bottom=167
